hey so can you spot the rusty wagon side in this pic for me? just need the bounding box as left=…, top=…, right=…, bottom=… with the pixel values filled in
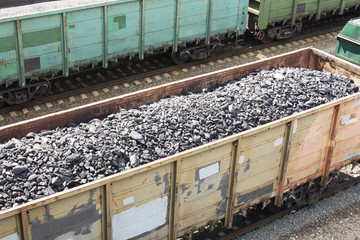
left=0, top=47, right=360, bottom=240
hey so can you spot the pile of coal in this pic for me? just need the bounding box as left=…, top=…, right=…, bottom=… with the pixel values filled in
left=0, top=67, right=358, bottom=210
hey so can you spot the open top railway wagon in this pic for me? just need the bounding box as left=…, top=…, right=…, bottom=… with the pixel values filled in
left=0, top=48, right=360, bottom=239
left=0, top=0, right=248, bottom=107
left=248, top=0, right=360, bottom=42
left=335, top=17, right=360, bottom=65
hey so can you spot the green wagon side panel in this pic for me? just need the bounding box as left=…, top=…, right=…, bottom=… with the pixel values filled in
left=0, top=35, right=16, bottom=53
left=178, top=0, right=208, bottom=41
left=22, top=27, right=61, bottom=48
left=143, top=0, right=174, bottom=50
left=108, top=2, right=140, bottom=58
left=0, top=22, right=18, bottom=85
left=335, top=18, right=360, bottom=65
left=211, top=0, right=247, bottom=35
left=21, top=14, right=63, bottom=76
left=251, top=0, right=360, bottom=30
left=67, top=7, right=103, bottom=67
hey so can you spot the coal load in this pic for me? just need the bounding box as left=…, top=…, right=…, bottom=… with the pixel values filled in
left=0, top=67, right=358, bottom=211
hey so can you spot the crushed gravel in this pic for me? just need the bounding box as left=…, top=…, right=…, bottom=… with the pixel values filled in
left=239, top=183, right=360, bottom=240
left=0, top=67, right=358, bottom=211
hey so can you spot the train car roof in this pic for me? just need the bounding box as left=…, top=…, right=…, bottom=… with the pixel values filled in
left=0, top=0, right=119, bottom=21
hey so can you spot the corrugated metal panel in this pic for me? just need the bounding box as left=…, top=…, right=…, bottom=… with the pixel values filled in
left=67, top=7, right=103, bottom=68
left=285, top=108, right=334, bottom=187
left=178, top=0, right=208, bottom=41
left=332, top=97, right=360, bottom=168
left=252, top=0, right=360, bottom=30
left=111, top=164, right=171, bottom=240
left=26, top=188, right=103, bottom=239
left=21, top=14, right=63, bottom=76
left=234, top=125, right=285, bottom=208
left=108, top=2, right=140, bottom=57
left=0, top=22, right=18, bottom=85
left=0, top=216, right=20, bottom=240
left=177, top=143, right=233, bottom=236
left=144, top=0, right=174, bottom=49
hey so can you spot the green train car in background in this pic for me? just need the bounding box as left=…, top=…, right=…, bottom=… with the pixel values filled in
left=0, top=0, right=248, bottom=107
left=248, top=0, right=359, bottom=42
left=335, top=17, right=360, bottom=65
left=1, top=0, right=360, bottom=107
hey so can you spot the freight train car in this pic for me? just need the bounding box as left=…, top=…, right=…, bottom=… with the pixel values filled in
left=0, top=0, right=248, bottom=107
left=248, top=0, right=360, bottom=42
left=0, top=48, right=359, bottom=239
left=335, top=17, right=360, bottom=65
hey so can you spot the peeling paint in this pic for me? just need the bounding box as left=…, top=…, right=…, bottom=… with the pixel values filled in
left=243, top=158, right=250, bottom=173
left=237, top=183, right=274, bottom=205
left=239, top=155, right=245, bottom=164
left=293, top=119, right=298, bottom=134
left=216, top=173, right=229, bottom=216
left=196, top=162, right=220, bottom=181
left=355, top=98, right=360, bottom=107
left=274, top=137, right=283, bottom=147
left=180, top=184, right=189, bottom=194
left=154, top=172, right=161, bottom=187
left=341, top=114, right=351, bottom=125
left=31, top=190, right=101, bottom=240
left=112, top=196, right=168, bottom=240
left=345, top=151, right=360, bottom=160
left=162, top=173, right=170, bottom=194
left=1, top=233, right=19, bottom=240
left=123, top=196, right=134, bottom=206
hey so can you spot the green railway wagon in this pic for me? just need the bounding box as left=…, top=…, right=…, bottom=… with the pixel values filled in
left=335, top=17, right=360, bottom=65
left=0, top=0, right=248, bottom=107
left=248, top=0, right=359, bottom=42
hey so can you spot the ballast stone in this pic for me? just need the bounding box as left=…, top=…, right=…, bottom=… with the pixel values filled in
left=0, top=67, right=358, bottom=211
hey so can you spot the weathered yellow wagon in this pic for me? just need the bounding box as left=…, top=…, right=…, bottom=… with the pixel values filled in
left=1, top=48, right=360, bottom=240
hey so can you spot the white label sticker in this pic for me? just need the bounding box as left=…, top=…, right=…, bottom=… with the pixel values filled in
left=293, top=119, right=298, bottom=134
left=274, top=137, right=283, bottom=147
left=239, top=155, right=245, bottom=164
left=199, top=162, right=220, bottom=180
left=341, top=114, right=351, bottom=125
left=113, top=196, right=168, bottom=240
left=123, top=196, right=134, bottom=205
left=271, top=192, right=276, bottom=197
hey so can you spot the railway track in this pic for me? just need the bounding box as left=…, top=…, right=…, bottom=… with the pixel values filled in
left=0, top=15, right=353, bottom=126
left=176, top=173, right=360, bottom=240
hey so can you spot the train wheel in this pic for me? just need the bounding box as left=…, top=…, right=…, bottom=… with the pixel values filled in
left=171, top=51, right=189, bottom=65
left=33, top=79, right=51, bottom=99
left=257, top=30, right=274, bottom=44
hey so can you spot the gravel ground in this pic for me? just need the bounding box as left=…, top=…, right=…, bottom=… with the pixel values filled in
left=238, top=166, right=360, bottom=240
left=0, top=0, right=117, bottom=19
